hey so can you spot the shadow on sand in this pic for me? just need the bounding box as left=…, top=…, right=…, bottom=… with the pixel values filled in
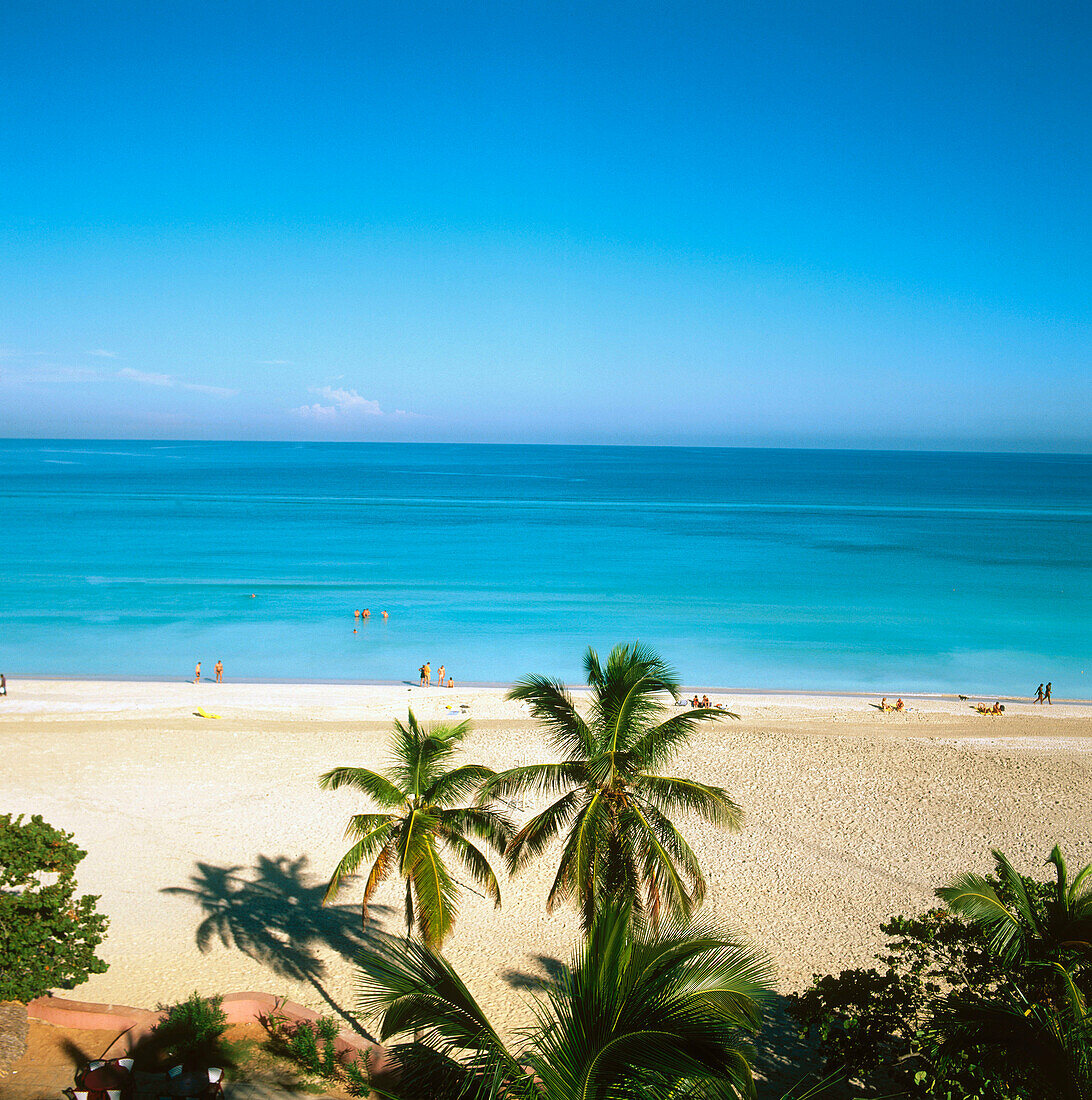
left=162, top=854, right=396, bottom=1037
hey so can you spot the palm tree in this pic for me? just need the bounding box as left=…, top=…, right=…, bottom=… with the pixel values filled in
left=357, top=901, right=774, bottom=1100
left=319, top=711, right=513, bottom=949
left=937, top=845, right=1092, bottom=967
left=481, top=642, right=741, bottom=930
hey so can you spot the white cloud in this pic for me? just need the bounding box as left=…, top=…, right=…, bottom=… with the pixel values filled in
left=118, top=367, right=174, bottom=387
left=88, top=349, right=117, bottom=358
left=293, top=385, right=384, bottom=419
left=117, top=367, right=238, bottom=397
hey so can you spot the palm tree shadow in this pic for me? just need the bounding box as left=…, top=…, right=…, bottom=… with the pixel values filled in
left=499, top=953, right=567, bottom=992
left=162, top=854, right=396, bottom=1038
left=752, top=993, right=846, bottom=1100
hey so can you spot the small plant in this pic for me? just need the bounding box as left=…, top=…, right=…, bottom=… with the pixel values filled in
left=259, top=1003, right=371, bottom=1094
left=153, top=992, right=229, bottom=1067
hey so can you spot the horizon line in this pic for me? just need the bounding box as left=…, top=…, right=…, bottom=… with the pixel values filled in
left=2, top=436, right=1090, bottom=458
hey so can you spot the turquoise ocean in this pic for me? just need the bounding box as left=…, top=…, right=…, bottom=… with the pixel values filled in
left=1, top=441, right=1089, bottom=695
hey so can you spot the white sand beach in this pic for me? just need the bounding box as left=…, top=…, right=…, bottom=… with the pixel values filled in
left=3, top=679, right=1091, bottom=1039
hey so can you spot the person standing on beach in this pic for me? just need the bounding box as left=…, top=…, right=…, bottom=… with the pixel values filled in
left=0, top=673, right=6, bottom=696
left=215, top=660, right=223, bottom=683
left=424, top=662, right=432, bottom=686
left=1035, top=683, right=1044, bottom=703
left=437, top=664, right=445, bottom=686
left=194, top=661, right=201, bottom=683
left=1045, top=682, right=1053, bottom=704
left=419, top=664, right=428, bottom=686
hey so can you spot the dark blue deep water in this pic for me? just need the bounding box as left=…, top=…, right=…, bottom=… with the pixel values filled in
left=1, top=441, right=1089, bottom=695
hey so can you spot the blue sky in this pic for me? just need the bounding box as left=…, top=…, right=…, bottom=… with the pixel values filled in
left=1, top=1, right=1089, bottom=449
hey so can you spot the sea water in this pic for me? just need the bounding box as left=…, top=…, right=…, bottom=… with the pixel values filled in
left=1, top=441, right=1088, bottom=696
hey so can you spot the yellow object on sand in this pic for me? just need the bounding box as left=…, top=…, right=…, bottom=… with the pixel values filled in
left=195, top=707, right=223, bottom=719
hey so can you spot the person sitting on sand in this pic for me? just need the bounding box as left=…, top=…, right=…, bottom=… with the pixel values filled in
left=895, top=698, right=904, bottom=711
left=701, top=695, right=711, bottom=708
left=880, top=697, right=887, bottom=711
left=691, top=695, right=700, bottom=707
left=447, top=676, right=454, bottom=688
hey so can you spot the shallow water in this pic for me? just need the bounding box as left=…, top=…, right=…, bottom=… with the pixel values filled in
left=2, top=441, right=1089, bottom=694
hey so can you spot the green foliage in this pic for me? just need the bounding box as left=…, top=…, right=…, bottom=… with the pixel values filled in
left=483, top=642, right=741, bottom=930
left=319, top=709, right=513, bottom=947
left=260, top=1006, right=372, bottom=1095
left=153, top=992, right=229, bottom=1066
left=0, top=813, right=109, bottom=1003
left=791, top=848, right=1092, bottom=1099
left=357, top=900, right=774, bottom=1100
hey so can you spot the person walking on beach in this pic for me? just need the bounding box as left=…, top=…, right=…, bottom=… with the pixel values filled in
left=1035, top=683, right=1044, bottom=703
left=194, top=661, right=201, bottom=683
left=0, top=673, right=6, bottom=696
left=215, top=660, right=223, bottom=683
left=1045, top=682, right=1053, bottom=704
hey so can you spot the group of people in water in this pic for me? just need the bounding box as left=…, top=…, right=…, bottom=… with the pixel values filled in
left=419, top=662, right=454, bottom=688
left=353, top=608, right=388, bottom=634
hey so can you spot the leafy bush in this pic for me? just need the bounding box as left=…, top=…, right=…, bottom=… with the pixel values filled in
left=790, top=861, right=1072, bottom=1098
left=153, top=992, right=229, bottom=1066
left=0, top=813, right=109, bottom=1003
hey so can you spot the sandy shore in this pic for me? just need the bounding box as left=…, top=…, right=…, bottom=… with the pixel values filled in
left=3, top=678, right=1092, bottom=1041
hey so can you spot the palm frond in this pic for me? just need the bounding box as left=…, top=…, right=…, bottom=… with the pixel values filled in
left=405, top=830, right=460, bottom=948
left=424, top=764, right=497, bottom=807
left=362, top=840, right=397, bottom=909
left=637, top=774, right=744, bottom=830
left=626, top=708, right=735, bottom=771
left=437, top=806, right=515, bottom=856
left=507, top=675, right=595, bottom=758
left=531, top=902, right=772, bottom=1100
left=389, top=713, right=471, bottom=798
left=480, top=761, right=588, bottom=802
left=440, top=832, right=503, bottom=908
left=505, top=790, right=585, bottom=874
left=625, top=802, right=696, bottom=924
left=317, top=766, right=406, bottom=807
left=587, top=642, right=680, bottom=754
left=323, top=820, right=395, bottom=903
left=356, top=933, right=517, bottom=1068
left=937, top=872, right=1025, bottom=961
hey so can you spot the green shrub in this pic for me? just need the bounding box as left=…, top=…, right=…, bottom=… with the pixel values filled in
left=154, top=992, right=229, bottom=1066
left=0, top=813, right=109, bottom=1003
left=260, top=1007, right=370, bottom=1093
